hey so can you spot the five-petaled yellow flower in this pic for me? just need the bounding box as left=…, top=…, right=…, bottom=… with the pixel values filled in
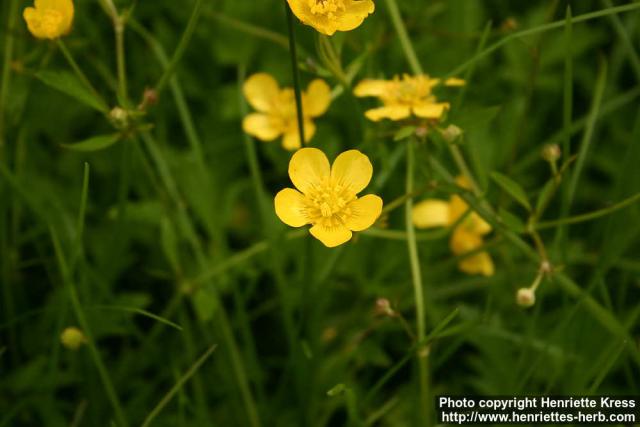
left=287, top=0, right=375, bottom=36
left=23, top=0, right=74, bottom=40
left=412, top=176, right=494, bottom=276
left=275, top=148, right=383, bottom=247
left=354, top=74, right=465, bottom=122
left=243, top=73, right=331, bottom=151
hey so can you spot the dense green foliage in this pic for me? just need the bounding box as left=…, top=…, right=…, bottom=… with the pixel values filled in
left=1, top=0, right=639, bottom=426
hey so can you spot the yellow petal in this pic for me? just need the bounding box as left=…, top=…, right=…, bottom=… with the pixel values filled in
left=449, top=227, right=483, bottom=255
left=334, top=0, right=375, bottom=32
left=364, top=105, right=411, bottom=121
left=309, top=224, right=353, bottom=247
left=288, top=147, right=330, bottom=194
left=304, top=79, right=331, bottom=117
left=444, top=77, right=466, bottom=87
left=412, top=199, right=450, bottom=229
left=242, top=113, right=283, bottom=141
left=282, top=119, right=316, bottom=151
left=413, top=102, right=449, bottom=119
left=286, top=0, right=337, bottom=36
left=23, top=8, right=47, bottom=39
left=353, top=79, right=389, bottom=98
left=330, top=149, right=373, bottom=194
left=243, top=73, right=279, bottom=113
left=274, top=188, right=309, bottom=227
left=455, top=175, right=472, bottom=189
left=345, top=194, right=383, bottom=231
left=458, top=252, right=494, bottom=276
left=449, top=194, right=492, bottom=235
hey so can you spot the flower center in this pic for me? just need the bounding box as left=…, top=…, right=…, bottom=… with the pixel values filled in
left=304, top=178, right=356, bottom=227
left=308, top=0, right=346, bottom=19
left=388, top=75, right=435, bottom=105
left=37, top=9, right=64, bottom=38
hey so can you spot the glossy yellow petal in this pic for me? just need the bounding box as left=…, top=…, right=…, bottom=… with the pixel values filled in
left=449, top=194, right=492, bottom=235
left=309, top=224, right=353, bottom=247
left=449, top=227, right=483, bottom=255
left=304, top=79, right=331, bottom=117
left=286, top=0, right=337, bottom=35
left=288, top=147, right=330, bottom=194
left=242, top=113, right=283, bottom=141
left=282, top=119, right=316, bottom=151
left=243, top=73, right=280, bottom=113
left=364, top=105, right=411, bottom=122
left=330, top=149, right=373, bottom=194
left=458, top=252, right=494, bottom=276
left=334, top=0, right=375, bottom=32
left=25, top=0, right=73, bottom=39
left=413, top=102, right=449, bottom=119
left=274, top=188, right=309, bottom=227
left=412, top=199, right=450, bottom=229
left=345, top=194, right=383, bottom=231
left=444, top=77, right=466, bottom=87
left=353, top=79, right=389, bottom=98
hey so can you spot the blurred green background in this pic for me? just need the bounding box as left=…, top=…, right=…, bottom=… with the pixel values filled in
left=1, top=0, right=639, bottom=426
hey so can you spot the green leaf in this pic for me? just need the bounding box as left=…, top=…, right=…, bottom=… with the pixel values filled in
left=498, top=207, right=526, bottom=233
left=35, top=70, right=108, bottom=112
left=490, top=171, right=531, bottom=211
left=193, top=288, right=218, bottom=322
left=61, top=134, right=121, bottom=152
left=393, top=126, right=416, bottom=141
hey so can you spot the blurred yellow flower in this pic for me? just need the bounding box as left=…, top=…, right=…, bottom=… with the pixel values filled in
left=243, top=73, right=331, bottom=151
left=23, top=0, right=74, bottom=40
left=354, top=74, right=464, bottom=122
left=412, top=176, right=494, bottom=276
left=275, top=148, right=383, bottom=247
left=287, top=0, right=375, bottom=36
left=60, top=326, right=86, bottom=350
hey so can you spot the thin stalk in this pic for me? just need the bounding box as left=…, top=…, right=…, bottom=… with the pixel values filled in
left=405, top=141, right=429, bottom=424
left=536, top=192, right=640, bottom=230
left=285, top=3, right=306, bottom=145
left=0, top=0, right=19, bottom=150
left=155, top=0, right=204, bottom=94
left=50, top=228, right=129, bottom=427
left=447, top=2, right=640, bottom=77
left=384, top=0, right=423, bottom=75
left=140, top=344, right=217, bottom=427
left=115, top=16, right=128, bottom=103
left=56, top=40, right=106, bottom=109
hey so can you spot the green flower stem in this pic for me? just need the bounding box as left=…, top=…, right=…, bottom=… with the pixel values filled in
left=56, top=40, right=107, bottom=109
left=140, top=132, right=262, bottom=427
left=405, top=141, right=429, bottom=423
left=285, top=2, right=306, bottom=145
left=50, top=229, right=129, bottom=427
left=155, top=0, right=204, bottom=94
left=535, top=192, right=640, bottom=230
left=384, top=0, right=423, bottom=75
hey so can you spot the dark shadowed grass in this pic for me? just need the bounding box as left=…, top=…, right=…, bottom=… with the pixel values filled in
left=1, top=1, right=640, bottom=426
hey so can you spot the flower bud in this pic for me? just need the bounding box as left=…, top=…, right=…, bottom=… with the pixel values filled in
left=374, top=298, right=394, bottom=316
left=516, top=287, right=536, bottom=308
left=541, top=144, right=561, bottom=162
left=109, top=106, right=129, bottom=129
left=60, top=327, right=86, bottom=350
left=440, top=124, right=463, bottom=143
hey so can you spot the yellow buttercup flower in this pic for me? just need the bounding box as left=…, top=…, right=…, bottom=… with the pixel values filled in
left=287, top=0, right=375, bottom=36
left=412, top=176, right=494, bottom=276
left=242, top=73, right=331, bottom=151
left=354, top=74, right=464, bottom=122
left=23, top=0, right=74, bottom=40
left=275, top=148, right=383, bottom=247
left=60, top=326, right=86, bottom=350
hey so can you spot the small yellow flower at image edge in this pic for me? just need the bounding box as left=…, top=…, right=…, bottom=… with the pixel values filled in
left=275, top=148, right=383, bottom=247
left=354, top=74, right=465, bottom=122
left=287, top=0, right=375, bottom=36
left=23, top=0, right=74, bottom=40
left=411, top=176, right=494, bottom=276
left=242, top=73, right=331, bottom=151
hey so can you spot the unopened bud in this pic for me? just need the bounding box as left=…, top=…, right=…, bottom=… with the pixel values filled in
left=374, top=298, right=394, bottom=316
left=109, top=106, right=129, bottom=129
left=541, top=144, right=561, bottom=162
left=440, top=124, right=463, bottom=143
left=516, top=287, right=536, bottom=308
left=139, top=88, right=159, bottom=110
left=60, top=327, right=86, bottom=350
